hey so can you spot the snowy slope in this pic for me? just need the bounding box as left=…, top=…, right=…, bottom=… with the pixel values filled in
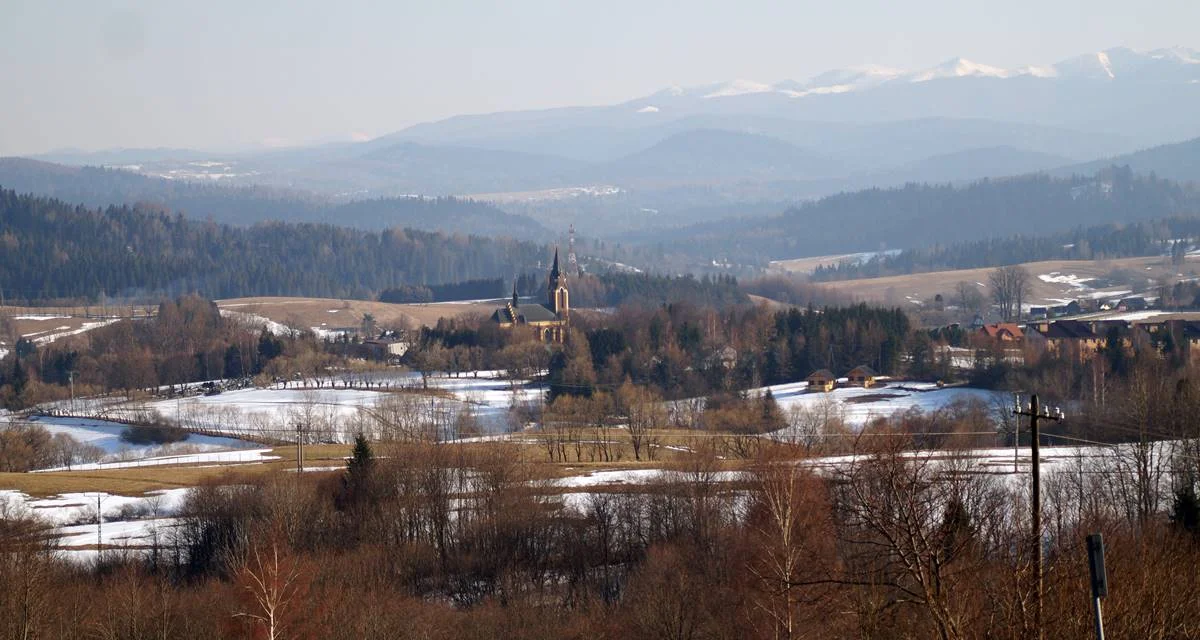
left=26, top=415, right=256, bottom=456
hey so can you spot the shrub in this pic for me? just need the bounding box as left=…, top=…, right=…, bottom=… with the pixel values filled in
left=120, top=423, right=189, bottom=445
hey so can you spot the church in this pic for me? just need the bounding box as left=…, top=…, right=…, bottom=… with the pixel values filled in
left=491, top=248, right=569, bottom=343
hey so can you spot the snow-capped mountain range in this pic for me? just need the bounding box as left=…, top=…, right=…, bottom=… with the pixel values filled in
left=28, top=45, right=1200, bottom=211
left=646, top=47, right=1200, bottom=102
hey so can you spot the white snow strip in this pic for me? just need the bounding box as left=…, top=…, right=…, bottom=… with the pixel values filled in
left=36, top=448, right=280, bottom=472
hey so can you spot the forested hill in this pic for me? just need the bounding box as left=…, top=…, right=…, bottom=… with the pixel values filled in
left=811, top=217, right=1200, bottom=281
left=652, top=167, right=1200, bottom=264
left=0, top=188, right=550, bottom=302
left=0, top=158, right=550, bottom=240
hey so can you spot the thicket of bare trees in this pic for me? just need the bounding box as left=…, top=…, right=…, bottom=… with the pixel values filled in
left=989, top=265, right=1032, bottom=322
left=4, top=427, right=1200, bottom=639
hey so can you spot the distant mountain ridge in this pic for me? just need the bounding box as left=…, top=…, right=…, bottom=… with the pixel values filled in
left=636, top=47, right=1200, bottom=103
left=16, top=44, right=1200, bottom=242
left=647, top=168, right=1200, bottom=264
left=1054, top=136, right=1200, bottom=184
left=0, top=157, right=553, bottom=241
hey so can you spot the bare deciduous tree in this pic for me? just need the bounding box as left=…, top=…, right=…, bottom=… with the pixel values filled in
left=989, top=266, right=1032, bottom=322
left=234, top=534, right=310, bottom=640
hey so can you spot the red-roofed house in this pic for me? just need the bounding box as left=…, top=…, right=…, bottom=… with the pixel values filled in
left=978, top=323, right=1024, bottom=342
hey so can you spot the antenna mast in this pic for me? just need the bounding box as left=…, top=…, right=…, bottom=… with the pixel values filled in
left=567, top=224, right=579, bottom=276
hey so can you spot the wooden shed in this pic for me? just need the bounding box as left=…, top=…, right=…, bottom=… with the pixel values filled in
left=846, top=365, right=879, bottom=388
left=806, top=369, right=837, bottom=392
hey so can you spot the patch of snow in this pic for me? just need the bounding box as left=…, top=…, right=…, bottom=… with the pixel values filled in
left=908, top=57, right=1011, bottom=82
left=1037, top=272, right=1094, bottom=288
left=1017, top=64, right=1059, bottom=78
left=550, top=468, right=746, bottom=489
left=220, top=309, right=294, bottom=336
left=779, top=83, right=855, bottom=98
left=38, top=448, right=280, bottom=472
left=702, top=79, right=773, bottom=98
left=29, top=320, right=120, bottom=344
left=1096, top=51, right=1116, bottom=79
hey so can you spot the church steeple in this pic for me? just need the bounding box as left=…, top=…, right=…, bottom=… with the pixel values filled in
left=547, top=246, right=569, bottom=318
left=511, top=280, right=519, bottom=308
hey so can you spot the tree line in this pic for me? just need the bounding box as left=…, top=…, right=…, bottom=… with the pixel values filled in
left=0, top=188, right=552, bottom=303
left=664, top=166, right=1200, bottom=264
left=0, top=159, right=550, bottom=239
left=0, top=295, right=336, bottom=410
left=413, top=301, right=908, bottom=402
left=812, top=215, right=1200, bottom=281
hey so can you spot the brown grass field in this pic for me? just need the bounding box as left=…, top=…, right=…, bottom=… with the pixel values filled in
left=808, top=255, right=1200, bottom=306
left=216, top=296, right=502, bottom=330
left=769, top=252, right=884, bottom=274
left=0, top=430, right=761, bottom=498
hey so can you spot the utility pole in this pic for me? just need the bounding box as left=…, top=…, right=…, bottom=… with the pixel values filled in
left=296, top=421, right=304, bottom=474
left=1086, top=533, right=1108, bottom=640
left=1013, top=393, right=1065, bottom=640
left=68, top=371, right=77, bottom=413
left=1013, top=406, right=1020, bottom=474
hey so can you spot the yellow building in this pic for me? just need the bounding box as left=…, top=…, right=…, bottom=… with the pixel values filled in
left=846, top=365, right=879, bottom=388
left=806, top=369, right=837, bottom=392
left=492, top=249, right=569, bottom=343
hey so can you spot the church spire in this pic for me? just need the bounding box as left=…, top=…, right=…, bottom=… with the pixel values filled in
left=550, top=247, right=560, bottom=280
left=511, top=280, right=519, bottom=307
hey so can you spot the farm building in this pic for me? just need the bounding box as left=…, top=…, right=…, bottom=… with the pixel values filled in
left=846, top=365, right=879, bottom=388
left=806, top=369, right=837, bottom=392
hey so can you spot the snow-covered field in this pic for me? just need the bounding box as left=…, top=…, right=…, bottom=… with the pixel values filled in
left=760, top=380, right=1007, bottom=429
left=78, top=371, right=545, bottom=442
left=153, top=387, right=386, bottom=423
left=27, top=415, right=256, bottom=456
left=0, top=488, right=190, bottom=561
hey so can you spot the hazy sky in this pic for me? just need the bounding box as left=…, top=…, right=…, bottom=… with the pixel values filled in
left=1, top=0, right=1196, bottom=155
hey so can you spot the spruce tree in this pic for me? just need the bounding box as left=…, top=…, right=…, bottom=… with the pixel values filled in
left=1171, top=483, right=1200, bottom=535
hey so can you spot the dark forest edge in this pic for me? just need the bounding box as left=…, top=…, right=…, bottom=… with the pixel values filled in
left=653, top=166, right=1200, bottom=265
left=810, top=215, right=1200, bottom=281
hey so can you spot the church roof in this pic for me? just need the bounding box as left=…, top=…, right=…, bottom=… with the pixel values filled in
left=492, top=302, right=560, bottom=324
left=516, top=303, right=560, bottom=323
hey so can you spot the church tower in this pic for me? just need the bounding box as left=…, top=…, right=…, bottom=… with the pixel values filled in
left=548, top=248, right=569, bottom=319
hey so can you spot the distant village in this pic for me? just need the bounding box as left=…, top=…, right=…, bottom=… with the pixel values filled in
left=959, top=293, right=1200, bottom=365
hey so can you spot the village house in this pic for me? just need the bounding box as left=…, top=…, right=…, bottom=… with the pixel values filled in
left=1117, top=297, right=1148, bottom=312
left=978, top=322, right=1024, bottom=342
left=363, top=338, right=410, bottom=360
left=806, top=369, right=836, bottom=392
left=1030, top=320, right=1103, bottom=359
left=846, top=365, right=879, bottom=388
left=491, top=249, right=570, bottom=343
